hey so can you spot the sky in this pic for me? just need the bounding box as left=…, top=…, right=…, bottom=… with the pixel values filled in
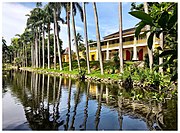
left=2, top=2, right=140, bottom=50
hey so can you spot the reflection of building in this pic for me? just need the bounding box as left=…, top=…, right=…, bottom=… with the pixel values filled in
left=89, top=28, right=160, bottom=61
left=89, top=84, right=97, bottom=96
left=89, top=84, right=108, bottom=101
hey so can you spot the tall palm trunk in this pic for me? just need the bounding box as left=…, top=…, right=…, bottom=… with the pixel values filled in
left=53, top=22, right=57, bottom=70
left=93, top=2, right=104, bottom=75
left=159, top=32, right=163, bottom=74
left=25, top=44, right=27, bottom=67
left=47, top=23, right=51, bottom=69
left=35, top=30, right=39, bottom=68
left=67, top=6, right=72, bottom=71
left=119, top=2, right=123, bottom=73
left=144, top=2, right=153, bottom=70
left=38, top=27, right=41, bottom=68
left=31, top=42, right=33, bottom=67
left=33, top=44, right=36, bottom=67
left=53, top=8, right=63, bottom=71
left=22, top=42, right=25, bottom=67
left=71, top=2, right=81, bottom=71
left=42, top=24, right=45, bottom=69
left=82, top=2, right=91, bottom=74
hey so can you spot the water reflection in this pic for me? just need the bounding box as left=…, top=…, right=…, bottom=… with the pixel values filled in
left=64, top=79, right=72, bottom=130
left=2, top=70, right=177, bottom=130
left=79, top=81, right=90, bottom=130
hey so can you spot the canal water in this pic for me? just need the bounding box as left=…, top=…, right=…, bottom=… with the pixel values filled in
left=2, top=70, right=177, bottom=130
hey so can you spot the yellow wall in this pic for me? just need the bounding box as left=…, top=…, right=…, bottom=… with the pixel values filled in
left=89, top=52, right=97, bottom=61
left=62, top=54, right=69, bottom=62
left=79, top=51, right=85, bottom=59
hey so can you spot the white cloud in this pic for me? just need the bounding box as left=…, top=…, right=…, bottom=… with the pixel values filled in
left=2, top=2, right=76, bottom=51
left=2, top=3, right=32, bottom=45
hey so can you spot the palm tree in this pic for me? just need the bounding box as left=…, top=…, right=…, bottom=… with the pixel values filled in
left=71, top=2, right=83, bottom=71
left=82, top=2, right=91, bottom=74
left=35, top=3, right=46, bottom=69
left=93, top=2, right=104, bottom=75
left=42, top=22, right=45, bottom=69
left=20, top=30, right=31, bottom=67
left=62, top=2, right=72, bottom=71
left=144, top=2, right=153, bottom=70
left=36, top=2, right=42, bottom=68
left=119, top=2, right=123, bottom=73
left=26, top=7, right=42, bottom=68
left=44, top=4, right=53, bottom=69
left=50, top=2, right=63, bottom=71
left=38, top=27, right=41, bottom=67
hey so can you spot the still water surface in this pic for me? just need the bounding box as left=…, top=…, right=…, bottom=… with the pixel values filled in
left=2, top=70, right=177, bottom=130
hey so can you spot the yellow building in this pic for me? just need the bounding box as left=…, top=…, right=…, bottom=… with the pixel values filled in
left=62, top=47, right=69, bottom=62
left=89, top=27, right=159, bottom=61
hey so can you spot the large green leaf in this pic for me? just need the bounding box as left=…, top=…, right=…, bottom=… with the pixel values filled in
left=167, top=12, right=177, bottom=29
left=129, top=11, right=153, bottom=25
left=159, top=50, right=175, bottom=57
left=135, top=21, right=146, bottom=37
left=147, top=32, right=154, bottom=50
left=158, top=11, right=169, bottom=29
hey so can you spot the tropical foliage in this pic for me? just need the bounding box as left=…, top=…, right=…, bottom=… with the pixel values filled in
left=129, top=2, right=177, bottom=81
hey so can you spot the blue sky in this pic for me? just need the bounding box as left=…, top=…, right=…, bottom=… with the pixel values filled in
left=2, top=2, right=140, bottom=49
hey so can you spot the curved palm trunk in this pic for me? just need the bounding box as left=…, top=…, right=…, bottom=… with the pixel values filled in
left=47, top=23, right=51, bottom=69
left=53, top=8, right=63, bottom=71
left=53, top=23, right=57, bottom=70
left=144, top=2, right=153, bottom=70
left=119, top=2, right=123, bottom=73
left=93, top=2, right=104, bottom=75
left=67, top=8, right=72, bottom=71
left=71, top=2, right=81, bottom=71
left=82, top=3, right=91, bottom=74
left=42, top=24, right=45, bottom=69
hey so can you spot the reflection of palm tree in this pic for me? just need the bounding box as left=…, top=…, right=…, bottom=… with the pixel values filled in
left=95, top=83, right=103, bottom=130
left=52, top=76, right=56, bottom=126
left=55, top=77, right=62, bottom=120
left=47, top=75, right=50, bottom=117
left=24, top=74, right=64, bottom=130
left=105, top=85, right=109, bottom=104
left=56, top=77, right=62, bottom=106
left=64, top=79, right=72, bottom=130
left=41, top=74, right=45, bottom=108
left=69, top=82, right=81, bottom=130
left=79, top=81, right=90, bottom=130
left=118, top=95, right=123, bottom=130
